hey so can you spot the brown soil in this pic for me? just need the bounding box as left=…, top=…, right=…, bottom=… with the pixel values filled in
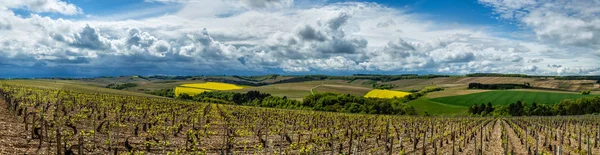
left=485, top=119, right=504, bottom=155
left=503, top=120, right=528, bottom=155
left=0, top=97, right=36, bottom=154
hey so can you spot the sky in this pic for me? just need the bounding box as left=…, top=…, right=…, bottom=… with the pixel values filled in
left=0, top=0, right=599, bottom=78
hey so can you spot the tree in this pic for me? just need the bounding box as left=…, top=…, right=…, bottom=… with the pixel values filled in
left=470, top=104, right=479, bottom=114
left=508, top=101, right=525, bottom=116
left=177, top=93, right=192, bottom=100
left=529, top=102, right=538, bottom=115
left=478, top=103, right=486, bottom=115
left=484, top=102, right=494, bottom=114
left=581, top=90, right=591, bottom=95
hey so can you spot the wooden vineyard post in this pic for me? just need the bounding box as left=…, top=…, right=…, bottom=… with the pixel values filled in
left=78, top=136, right=84, bottom=155
left=279, top=131, right=283, bottom=155
left=504, top=121, right=509, bottom=155
left=352, top=139, right=358, bottom=155
left=452, top=124, right=455, bottom=155
left=397, top=125, right=404, bottom=153
left=579, top=123, right=582, bottom=151
left=526, top=128, right=529, bottom=155
left=386, top=119, right=391, bottom=155
left=597, top=124, right=599, bottom=148
left=559, top=130, right=563, bottom=155
left=506, top=130, right=510, bottom=155
left=480, top=124, right=484, bottom=154
left=54, top=93, right=62, bottom=155
left=473, top=133, right=477, bottom=155
left=330, top=138, right=334, bottom=155
left=413, top=128, right=417, bottom=155
left=399, top=129, right=403, bottom=154
left=264, top=130, right=269, bottom=155
left=463, top=122, right=466, bottom=152
left=390, top=135, right=394, bottom=155
left=433, top=135, right=436, bottom=155
left=269, top=138, right=274, bottom=155
left=433, top=122, right=437, bottom=155
left=545, top=124, right=549, bottom=147
left=348, top=128, right=353, bottom=155
left=536, top=130, right=539, bottom=155
left=422, top=125, right=426, bottom=155
left=587, top=135, right=591, bottom=155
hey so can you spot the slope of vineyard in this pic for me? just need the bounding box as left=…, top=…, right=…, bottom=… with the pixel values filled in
left=1, top=83, right=599, bottom=154
left=0, top=80, right=161, bottom=98
left=311, top=84, right=373, bottom=96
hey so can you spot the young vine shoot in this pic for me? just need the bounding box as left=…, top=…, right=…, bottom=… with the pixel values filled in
left=1, top=84, right=599, bottom=154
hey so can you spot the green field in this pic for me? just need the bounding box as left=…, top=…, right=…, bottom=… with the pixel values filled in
left=406, top=97, right=469, bottom=116
left=430, top=90, right=593, bottom=106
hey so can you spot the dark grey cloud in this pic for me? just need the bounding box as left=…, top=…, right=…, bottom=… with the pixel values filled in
left=298, top=25, right=327, bottom=42
left=0, top=22, right=11, bottom=30
left=372, top=38, right=417, bottom=59
left=318, top=37, right=367, bottom=54
left=327, top=13, right=349, bottom=30
left=385, top=38, right=416, bottom=52
left=509, top=55, right=523, bottom=62
left=527, top=58, right=543, bottom=63
left=547, top=64, right=562, bottom=68
left=70, top=25, right=109, bottom=50
left=249, top=12, right=368, bottom=63
left=444, top=52, right=475, bottom=63
left=240, top=0, right=292, bottom=9
left=522, top=65, right=538, bottom=72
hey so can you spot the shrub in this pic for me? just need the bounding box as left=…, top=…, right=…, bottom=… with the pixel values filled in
left=581, top=90, right=591, bottom=95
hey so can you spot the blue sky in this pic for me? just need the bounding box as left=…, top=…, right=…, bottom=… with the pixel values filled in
left=66, top=0, right=514, bottom=30
left=1, top=0, right=599, bottom=78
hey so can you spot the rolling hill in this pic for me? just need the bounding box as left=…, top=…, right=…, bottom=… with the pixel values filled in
left=430, top=90, right=594, bottom=106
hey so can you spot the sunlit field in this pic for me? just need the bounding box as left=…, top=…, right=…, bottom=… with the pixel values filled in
left=364, top=89, right=411, bottom=98
left=174, top=87, right=210, bottom=97
left=181, top=82, right=244, bottom=90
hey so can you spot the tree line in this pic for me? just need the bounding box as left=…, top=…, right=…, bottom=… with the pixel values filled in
left=470, top=96, right=600, bottom=116
left=372, top=83, right=395, bottom=89
left=554, top=76, right=600, bottom=81
left=468, top=83, right=531, bottom=90
left=176, top=90, right=418, bottom=115
left=466, top=73, right=529, bottom=77
left=468, top=102, right=495, bottom=115
left=105, top=83, right=138, bottom=90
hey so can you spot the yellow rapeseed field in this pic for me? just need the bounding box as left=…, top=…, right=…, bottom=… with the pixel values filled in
left=364, top=89, right=411, bottom=99
left=180, top=82, right=244, bottom=90
left=174, top=87, right=210, bottom=97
